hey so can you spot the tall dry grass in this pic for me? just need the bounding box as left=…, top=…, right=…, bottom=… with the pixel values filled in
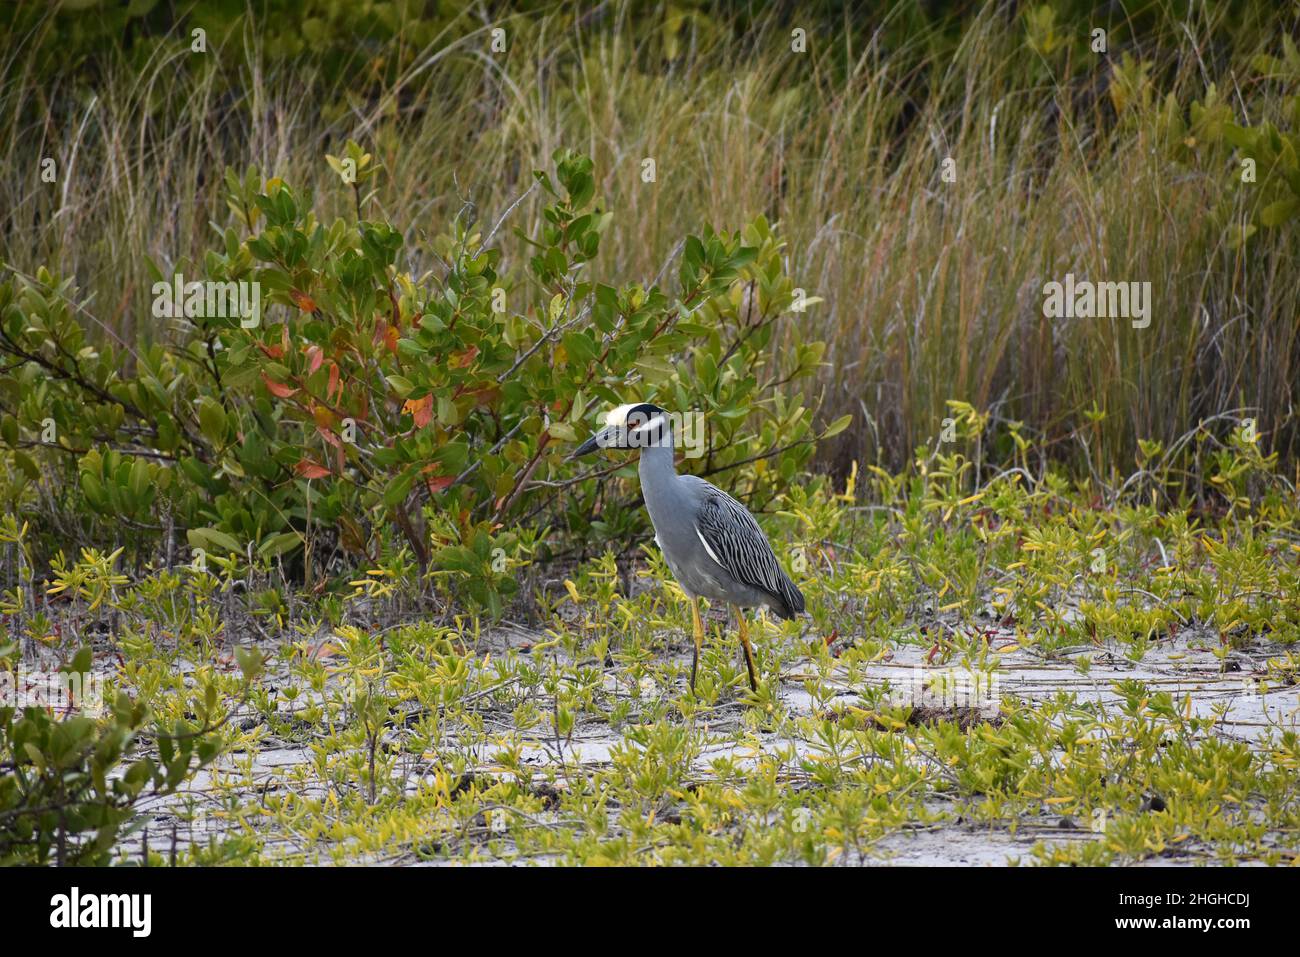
left=2, top=1, right=1297, bottom=479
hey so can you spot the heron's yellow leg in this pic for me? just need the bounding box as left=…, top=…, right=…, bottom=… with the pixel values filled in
left=734, top=604, right=759, bottom=692
left=689, top=596, right=704, bottom=693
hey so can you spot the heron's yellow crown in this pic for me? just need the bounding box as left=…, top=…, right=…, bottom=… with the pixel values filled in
left=603, top=404, right=639, bottom=428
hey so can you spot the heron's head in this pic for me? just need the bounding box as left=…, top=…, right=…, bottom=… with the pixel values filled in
left=570, top=403, right=672, bottom=459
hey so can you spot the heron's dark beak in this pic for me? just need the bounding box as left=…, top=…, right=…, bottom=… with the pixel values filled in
left=569, top=426, right=620, bottom=460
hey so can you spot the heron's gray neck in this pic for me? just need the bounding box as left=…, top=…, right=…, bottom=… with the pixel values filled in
left=637, top=434, right=677, bottom=497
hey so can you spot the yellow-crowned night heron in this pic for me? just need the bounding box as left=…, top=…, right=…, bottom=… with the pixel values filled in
left=571, top=403, right=805, bottom=693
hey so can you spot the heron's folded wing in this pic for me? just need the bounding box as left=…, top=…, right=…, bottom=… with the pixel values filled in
left=693, top=484, right=802, bottom=614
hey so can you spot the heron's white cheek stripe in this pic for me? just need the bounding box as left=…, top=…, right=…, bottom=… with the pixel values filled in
left=694, top=525, right=726, bottom=569
left=629, top=414, right=667, bottom=439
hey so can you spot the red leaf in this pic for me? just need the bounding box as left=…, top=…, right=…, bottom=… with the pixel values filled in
left=404, top=394, right=433, bottom=429
left=462, top=385, right=500, bottom=408
left=305, top=344, right=324, bottom=375
left=374, top=319, right=401, bottom=353
left=295, top=458, right=330, bottom=480
left=450, top=345, right=479, bottom=368
left=424, top=471, right=454, bottom=495
left=327, top=361, right=340, bottom=401
left=261, top=373, right=298, bottom=398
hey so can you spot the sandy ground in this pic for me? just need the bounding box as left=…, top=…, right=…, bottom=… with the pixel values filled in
left=119, top=616, right=1298, bottom=865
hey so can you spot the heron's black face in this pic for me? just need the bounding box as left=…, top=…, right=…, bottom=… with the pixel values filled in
left=570, top=403, right=670, bottom=459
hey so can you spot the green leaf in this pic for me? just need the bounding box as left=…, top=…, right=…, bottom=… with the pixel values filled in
left=258, top=530, right=303, bottom=558
left=196, top=396, right=228, bottom=445
left=234, top=646, right=265, bottom=682
left=14, top=450, right=39, bottom=481
left=383, top=469, right=415, bottom=508
left=633, top=355, right=677, bottom=383
left=822, top=414, right=853, bottom=438
left=187, top=527, right=242, bottom=556
left=548, top=421, right=578, bottom=442
left=1259, top=197, right=1300, bottom=227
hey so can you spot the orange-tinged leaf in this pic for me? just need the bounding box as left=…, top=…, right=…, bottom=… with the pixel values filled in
left=374, top=319, right=400, bottom=354
left=404, top=394, right=433, bottom=429
left=450, top=345, right=479, bottom=368
left=425, top=474, right=454, bottom=495
left=294, top=458, right=330, bottom=479
left=262, top=373, right=298, bottom=398
left=291, top=290, right=318, bottom=313
left=462, top=385, right=500, bottom=408
left=305, top=344, right=324, bottom=375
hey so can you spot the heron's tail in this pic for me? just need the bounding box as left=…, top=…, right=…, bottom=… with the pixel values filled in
left=769, top=573, right=805, bottom=620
